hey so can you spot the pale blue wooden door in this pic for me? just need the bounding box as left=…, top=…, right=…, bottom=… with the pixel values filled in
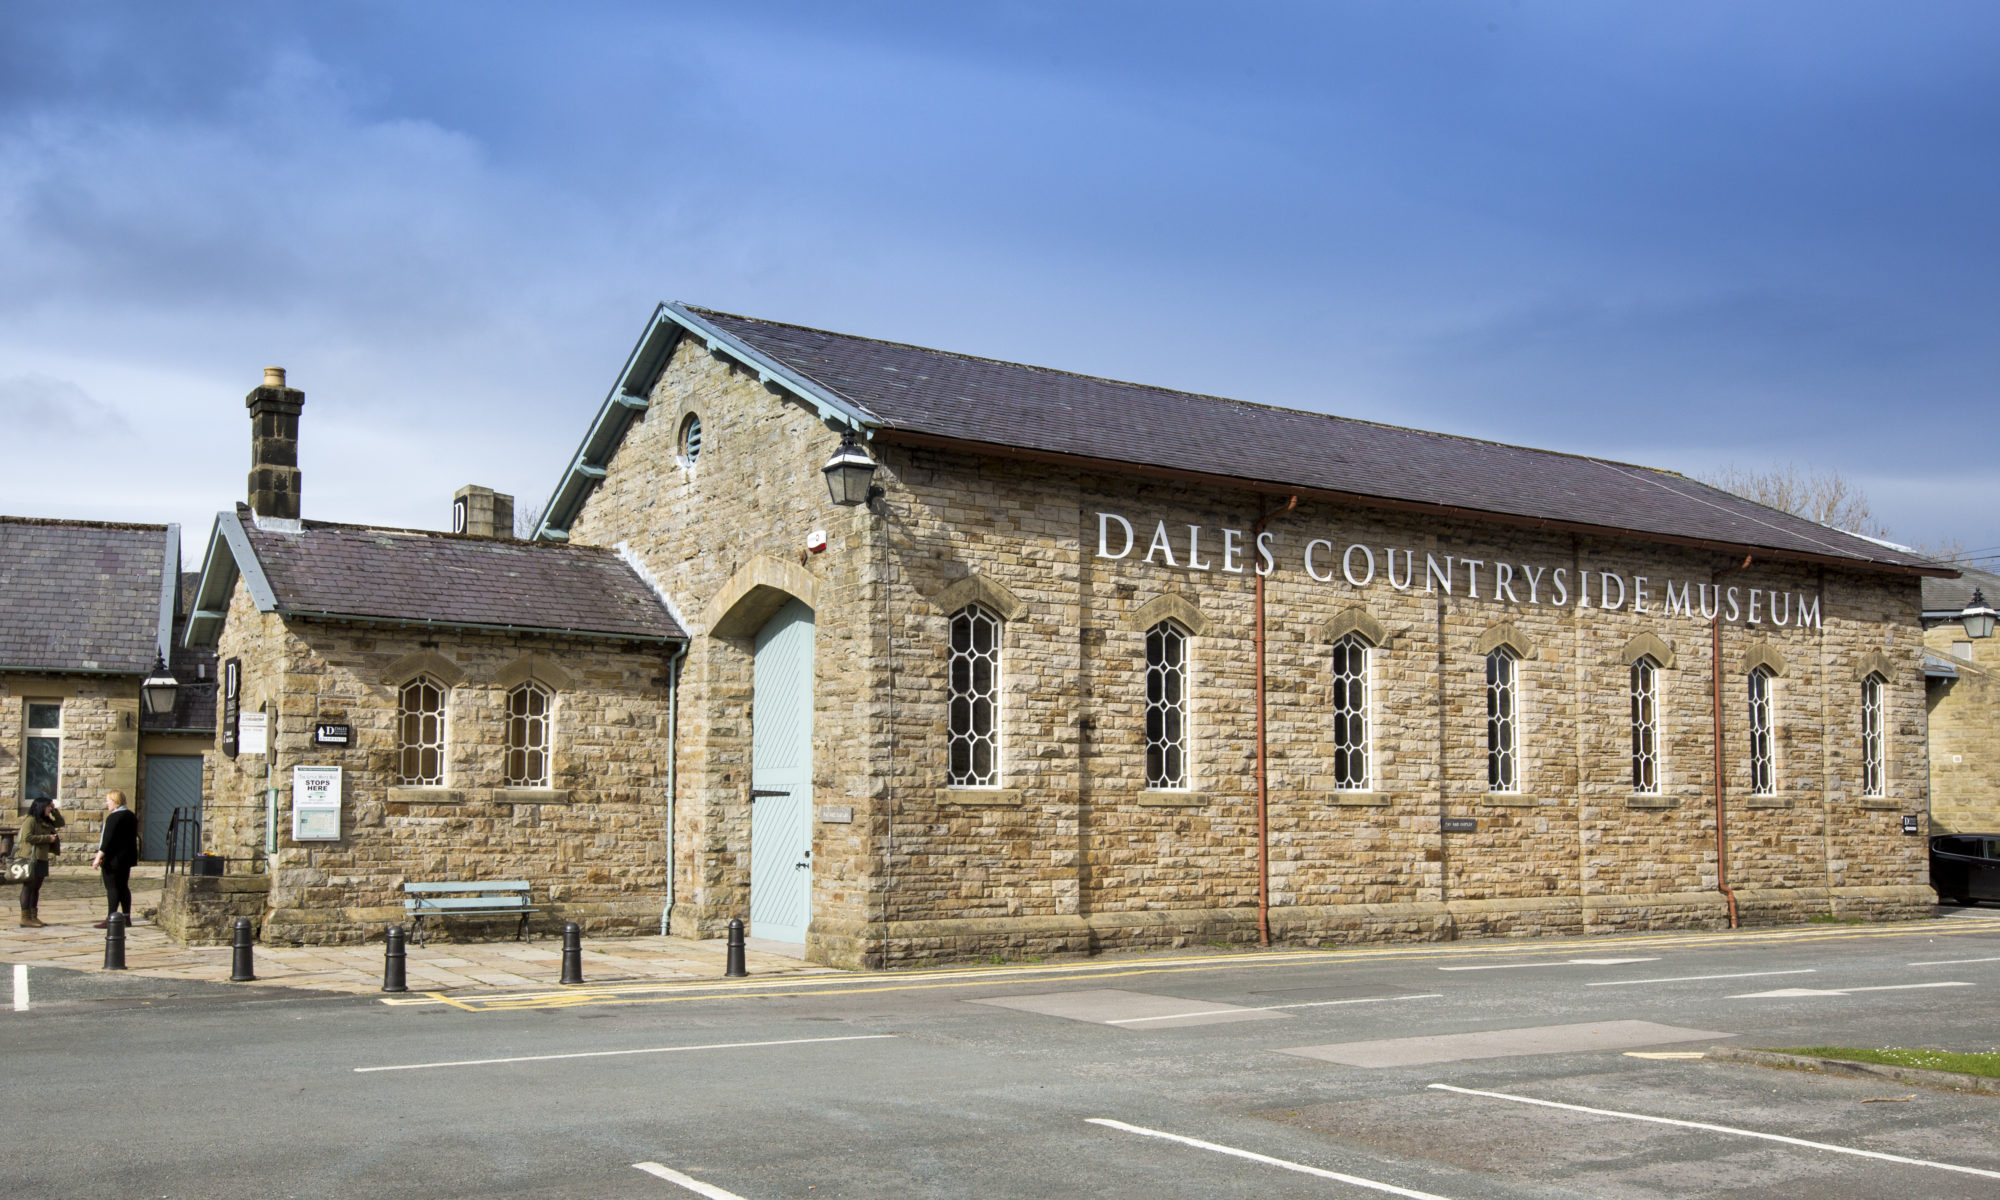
left=750, top=598, right=815, bottom=943
left=141, top=755, right=203, bottom=860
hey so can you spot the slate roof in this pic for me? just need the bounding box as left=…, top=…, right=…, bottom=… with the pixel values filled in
left=190, top=506, right=683, bottom=644
left=0, top=517, right=172, bottom=674
left=1923, top=563, right=2000, bottom=615
left=674, top=305, right=1942, bottom=574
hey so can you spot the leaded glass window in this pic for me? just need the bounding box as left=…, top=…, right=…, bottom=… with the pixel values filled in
left=1861, top=673, right=1885, bottom=798
left=398, top=676, right=447, bottom=786
left=1747, top=668, right=1776, bottom=796
left=1331, top=635, right=1370, bottom=791
left=1145, top=621, right=1189, bottom=789
left=948, top=605, right=1001, bottom=787
left=1486, top=649, right=1519, bottom=793
left=505, top=682, right=553, bottom=788
left=1630, top=657, right=1660, bottom=795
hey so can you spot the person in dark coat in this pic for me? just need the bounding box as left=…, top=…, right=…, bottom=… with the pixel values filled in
left=93, top=790, right=139, bottom=927
left=18, top=797, right=64, bottom=928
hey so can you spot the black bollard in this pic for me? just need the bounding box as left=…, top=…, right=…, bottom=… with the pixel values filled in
left=560, top=922, right=584, bottom=985
left=102, top=912, right=127, bottom=971
left=382, top=925, right=408, bottom=993
left=724, top=917, right=748, bottom=978
left=229, top=917, right=256, bottom=982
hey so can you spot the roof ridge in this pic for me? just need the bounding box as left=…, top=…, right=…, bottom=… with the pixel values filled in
left=0, top=514, right=169, bottom=533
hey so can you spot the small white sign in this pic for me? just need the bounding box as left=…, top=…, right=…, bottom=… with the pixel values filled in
left=292, top=765, right=342, bottom=841
left=238, top=711, right=268, bottom=756
left=818, top=805, right=854, bottom=824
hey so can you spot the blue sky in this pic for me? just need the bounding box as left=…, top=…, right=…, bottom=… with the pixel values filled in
left=4, top=2, right=1998, bottom=561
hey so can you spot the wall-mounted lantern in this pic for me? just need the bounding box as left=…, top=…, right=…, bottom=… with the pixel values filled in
left=822, top=428, right=884, bottom=510
left=1960, top=588, right=1997, bottom=640
left=140, top=656, right=180, bottom=718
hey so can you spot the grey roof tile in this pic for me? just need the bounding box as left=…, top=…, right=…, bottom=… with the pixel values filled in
left=0, top=517, right=166, bottom=674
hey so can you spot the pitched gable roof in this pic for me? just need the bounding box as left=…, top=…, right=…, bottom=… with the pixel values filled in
left=0, top=516, right=177, bottom=674
left=187, top=506, right=684, bottom=646
left=1923, top=562, right=2000, bottom=617
left=538, top=303, right=1945, bottom=576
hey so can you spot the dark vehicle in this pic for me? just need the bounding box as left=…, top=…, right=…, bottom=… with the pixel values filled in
left=1930, top=834, right=2000, bottom=906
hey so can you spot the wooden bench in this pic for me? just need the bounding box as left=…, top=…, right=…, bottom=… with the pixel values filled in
left=403, top=881, right=536, bottom=945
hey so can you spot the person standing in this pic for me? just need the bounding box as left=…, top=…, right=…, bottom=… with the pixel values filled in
left=93, top=790, right=139, bottom=929
left=17, top=797, right=65, bottom=928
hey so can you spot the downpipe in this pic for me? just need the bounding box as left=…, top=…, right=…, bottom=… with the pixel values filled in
left=1711, top=554, right=1752, bottom=929
left=1252, top=494, right=1298, bottom=947
left=661, top=638, right=689, bottom=936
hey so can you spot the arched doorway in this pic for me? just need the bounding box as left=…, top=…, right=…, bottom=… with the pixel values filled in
left=750, top=597, right=815, bottom=943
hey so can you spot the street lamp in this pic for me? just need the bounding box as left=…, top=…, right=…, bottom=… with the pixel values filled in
left=1961, top=589, right=1998, bottom=640
left=140, top=655, right=180, bottom=718
left=821, top=427, right=883, bottom=510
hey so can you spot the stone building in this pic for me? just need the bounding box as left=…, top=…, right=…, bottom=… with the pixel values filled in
left=172, top=370, right=686, bottom=943
left=1922, top=563, right=2000, bottom=833
left=528, top=303, right=1951, bottom=968
left=0, top=516, right=212, bottom=859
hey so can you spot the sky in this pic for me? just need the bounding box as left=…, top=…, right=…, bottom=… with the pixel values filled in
left=4, top=2, right=1999, bottom=566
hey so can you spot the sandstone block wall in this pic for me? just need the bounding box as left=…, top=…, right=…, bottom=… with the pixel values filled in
left=1924, top=625, right=2000, bottom=833
left=0, top=674, right=140, bottom=851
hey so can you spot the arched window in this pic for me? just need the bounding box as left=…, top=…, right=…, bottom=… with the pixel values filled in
left=1861, top=672, right=1886, bottom=797
left=1747, top=667, right=1776, bottom=796
left=1486, top=648, right=1519, bottom=793
left=505, top=682, right=553, bottom=788
left=678, top=412, right=703, bottom=467
left=948, top=605, right=1001, bottom=787
left=1331, top=634, right=1371, bottom=791
left=398, top=676, right=447, bottom=786
left=1630, top=656, right=1660, bottom=795
left=1145, top=621, right=1189, bottom=790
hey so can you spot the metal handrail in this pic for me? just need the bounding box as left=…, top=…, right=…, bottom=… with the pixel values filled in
left=164, top=808, right=201, bottom=876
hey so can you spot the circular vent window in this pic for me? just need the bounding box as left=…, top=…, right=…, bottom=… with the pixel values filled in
left=679, top=413, right=702, bottom=466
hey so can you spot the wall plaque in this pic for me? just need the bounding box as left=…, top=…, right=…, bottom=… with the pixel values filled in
left=819, top=805, right=854, bottom=824
left=313, top=723, right=353, bottom=747
left=1903, top=814, right=1920, bottom=835
left=221, top=657, right=241, bottom=758
left=1441, top=817, right=1478, bottom=833
left=238, top=710, right=268, bottom=756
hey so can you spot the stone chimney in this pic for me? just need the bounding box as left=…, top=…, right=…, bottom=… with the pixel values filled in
left=246, top=367, right=305, bottom=521
left=452, top=485, right=514, bottom=539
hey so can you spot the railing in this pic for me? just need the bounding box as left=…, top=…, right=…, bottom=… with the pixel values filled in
left=164, top=808, right=202, bottom=876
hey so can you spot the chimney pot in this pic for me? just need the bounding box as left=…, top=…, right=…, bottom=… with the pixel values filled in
left=263, top=367, right=286, bottom=388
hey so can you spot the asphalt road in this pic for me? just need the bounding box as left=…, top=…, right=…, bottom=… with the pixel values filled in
left=6, top=912, right=1999, bottom=1199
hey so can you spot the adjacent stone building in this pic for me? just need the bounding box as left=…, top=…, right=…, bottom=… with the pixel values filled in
left=1922, top=564, right=2000, bottom=834
left=0, top=516, right=212, bottom=859
left=529, top=303, right=1951, bottom=967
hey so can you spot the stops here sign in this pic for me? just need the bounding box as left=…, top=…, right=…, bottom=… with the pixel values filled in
left=292, top=765, right=342, bottom=842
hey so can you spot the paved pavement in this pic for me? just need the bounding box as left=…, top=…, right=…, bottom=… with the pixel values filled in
left=8, top=896, right=1999, bottom=1198
left=3, top=867, right=830, bottom=994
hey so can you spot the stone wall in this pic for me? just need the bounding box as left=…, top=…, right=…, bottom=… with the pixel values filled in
left=0, top=673, right=140, bottom=851
left=186, top=577, right=675, bottom=944
left=1924, top=625, right=2000, bottom=833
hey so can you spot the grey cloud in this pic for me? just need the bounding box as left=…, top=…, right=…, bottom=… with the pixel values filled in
left=0, top=374, right=132, bottom=437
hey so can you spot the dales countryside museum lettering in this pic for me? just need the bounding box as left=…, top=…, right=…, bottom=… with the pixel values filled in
left=1095, top=511, right=1825, bottom=628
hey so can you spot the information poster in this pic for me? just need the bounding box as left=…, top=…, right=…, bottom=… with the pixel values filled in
left=238, top=711, right=268, bottom=756
left=292, top=765, right=342, bottom=841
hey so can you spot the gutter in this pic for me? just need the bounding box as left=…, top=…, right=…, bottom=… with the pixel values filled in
left=661, top=638, right=689, bottom=934
left=273, top=609, right=685, bottom=645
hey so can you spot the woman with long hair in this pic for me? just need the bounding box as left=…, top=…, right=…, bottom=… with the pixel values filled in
left=18, top=796, right=64, bottom=928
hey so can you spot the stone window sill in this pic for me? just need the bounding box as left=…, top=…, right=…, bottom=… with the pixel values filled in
left=388, top=786, right=463, bottom=803
left=1627, top=795, right=1678, bottom=810
left=1481, top=793, right=1536, bottom=807
left=1136, top=790, right=1203, bottom=807
left=938, top=788, right=1023, bottom=806
left=1331, top=792, right=1391, bottom=807
left=497, top=788, right=571, bottom=804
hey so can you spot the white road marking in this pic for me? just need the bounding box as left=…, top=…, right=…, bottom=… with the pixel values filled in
left=1089, top=1118, right=1459, bottom=1199
left=1587, top=969, right=1815, bottom=988
left=1908, top=956, right=2000, bottom=967
left=1731, top=982, right=1974, bottom=999
left=1106, top=993, right=1445, bottom=1025
left=354, top=1033, right=896, bottom=1073
left=11, top=963, right=25, bottom=1012
left=1438, top=957, right=1658, bottom=972
left=1428, top=1083, right=2000, bottom=1181
left=633, top=1161, right=750, bottom=1200
left=1623, top=1051, right=1706, bottom=1060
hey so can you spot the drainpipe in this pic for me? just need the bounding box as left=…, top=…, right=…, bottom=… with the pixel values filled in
left=1711, top=555, right=1752, bottom=929
left=1252, top=495, right=1298, bottom=947
left=660, top=639, right=689, bottom=935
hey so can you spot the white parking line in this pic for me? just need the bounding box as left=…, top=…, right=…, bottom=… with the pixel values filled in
left=1106, top=993, right=1444, bottom=1025
left=1908, top=956, right=2000, bottom=967
left=1438, top=957, right=1658, bottom=972
left=354, top=1033, right=896, bottom=1073
left=1428, top=1084, right=2000, bottom=1181
left=11, top=964, right=25, bottom=1013
left=1089, top=1118, right=1458, bottom=1199
left=1587, top=969, right=1814, bottom=988
left=1730, top=982, right=1973, bottom=999
left=633, top=1161, right=750, bottom=1200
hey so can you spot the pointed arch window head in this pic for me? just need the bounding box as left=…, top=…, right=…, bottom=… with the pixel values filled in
left=1486, top=648, right=1519, bottom=793
left=1330, top=633, right=1371, bottom=791
left=948, top=604, right=1002, bottom=787
left=505, top=682, right=554, bottom=788
left=398, top=676, right=447, bottom=786
left=1747, top=667, right=1776, bottom=797
left=1144, top=621, right=1189, bottom=789
left=1630, top=655, right=1661, bottom=795
left=1861, top=672, right=1886, bottom=798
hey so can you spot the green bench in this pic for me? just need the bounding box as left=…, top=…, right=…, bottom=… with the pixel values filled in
left=403, top=881, right=536, bottom=945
